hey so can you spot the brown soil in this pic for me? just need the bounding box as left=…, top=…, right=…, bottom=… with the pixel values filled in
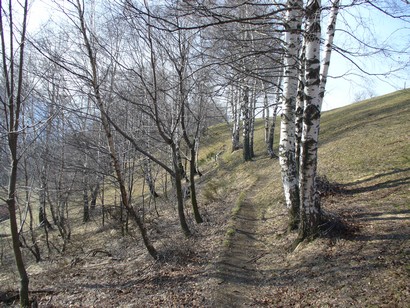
left=212, top=190, right=266, bottom=306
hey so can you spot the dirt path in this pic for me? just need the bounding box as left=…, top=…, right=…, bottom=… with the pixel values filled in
left=210, top=166, right=410, bottom=307
left=212, top=192, right=267, bottom=307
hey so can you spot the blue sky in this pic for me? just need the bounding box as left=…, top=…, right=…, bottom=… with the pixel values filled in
left=322, top=1, right=410, bottom=110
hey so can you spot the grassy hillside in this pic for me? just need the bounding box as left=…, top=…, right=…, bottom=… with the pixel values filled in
left=200, top=88, right=410, bottom=306
left=1, top=89, right=409, bottom=306
left=319, top=89, right=410, bottom=185
left=200, top=88, right=410, bottom=209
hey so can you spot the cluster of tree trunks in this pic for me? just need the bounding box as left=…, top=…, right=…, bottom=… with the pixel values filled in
left=279, top=0, right=340, bottom=240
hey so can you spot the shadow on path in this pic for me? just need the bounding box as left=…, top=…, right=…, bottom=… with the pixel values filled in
left=212, top=196, right=266, bottom=307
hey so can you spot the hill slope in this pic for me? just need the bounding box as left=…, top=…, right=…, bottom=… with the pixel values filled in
left=1, top=89, right=409, bottom=307
left=206, top=89, right=410, bottom=306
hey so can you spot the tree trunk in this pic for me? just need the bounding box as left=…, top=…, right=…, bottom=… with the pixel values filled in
left=75, top=0, right=158, bottom=259
left=175, top=141, right=186, bottom=179
left=267, top=104, right=279, bottom=158
left=83, top=168, right=90, bottom=223
left=279, top=0, right=303, bottom=230
left=264, top=87, right=270, bottom=144
left=90, top=184, right=99, bottom=210
left=267, top=76, right=282, bottom=158
left=295, top=42, right=306, bottom=178
left=21, top=132, right=41, bottom=262
left=190, top=145, right=203, bottom=223
left=194, top=137, right=202, bottom=176
left=319, top=0, right=340, bottom=100
left=143, top=159, right=158, bottom=198
left=249, top=81, right=257, bottom=158
left=298, top=0, right=340, bottom=240
left=242, top=86, right=252, bottom=161
left=7, top=147, right=30, bottom=307
left=298, top=0, right=323, bottom=240
left=1, top=0, right=30, bottom=304
left=231, top=86, right=241, bottom=152
left=172, top=146, right=192, bottom=236
left=39, top=168, right=52, bottom=230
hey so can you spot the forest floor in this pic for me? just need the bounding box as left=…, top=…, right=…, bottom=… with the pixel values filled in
left=1, top=90, right=410, bottom=307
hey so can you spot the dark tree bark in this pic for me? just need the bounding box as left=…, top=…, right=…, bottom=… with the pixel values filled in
left=0, top=0, right=30, bottom=305
left=83, top=167, right=90, bottom=223
left=90, top=184, right=99, bottom=210
left=171, top=145, right=192, bottom=236
left=189, top=144, right=203, bottom=223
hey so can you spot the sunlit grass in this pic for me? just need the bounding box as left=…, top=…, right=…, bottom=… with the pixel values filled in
left=318, top=89, right=410, bottom=184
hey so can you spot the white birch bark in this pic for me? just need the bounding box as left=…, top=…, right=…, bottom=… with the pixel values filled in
left=295, top=42, right=306, bottom=177
left=231, top=85, right=241, bottom=152
left=249, top=78, right=258, bottom=158
left=279, top=0, right=304, bottom=228
left=299, top=0, right=339, bottom=239
left=242, top=85, right=252, bottom=161
left=319, top=0, right=340, bottom=99
left=263, top=82, right=270, bottom=144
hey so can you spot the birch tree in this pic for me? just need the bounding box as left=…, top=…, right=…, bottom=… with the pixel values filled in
left=298, top=0, right=340, bottom=240
left=278, top=0, right=304, bottom=230
left=230, top=84, right=241, bottom=152
left=265, top=75, right=282, bottom=158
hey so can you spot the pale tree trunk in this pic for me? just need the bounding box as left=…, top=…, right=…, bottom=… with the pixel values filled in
left=264, top=84, right=270, bottom=144
left=249, top=79, right=257, bottom=159
left=299, top=0, right=339, bottom=240
left=143, top=158, right=158, bottom=198
left=295, top=42, right=306, bottom=177
left=267, top=75, right=282, bottom=158
left=194, top=137, right=202, bottom=176
left=279, top=0, right=303, bottom=230
left=231, top=85, right=241, bottom=152
left=90, top=184, right=99, bottom=210
left=242, top=85, right=252, bottom=161
left=319, top=0, right=340, bottom=100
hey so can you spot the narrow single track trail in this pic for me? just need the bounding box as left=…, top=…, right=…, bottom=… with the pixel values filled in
left=212, top=190, right=267, bottom=307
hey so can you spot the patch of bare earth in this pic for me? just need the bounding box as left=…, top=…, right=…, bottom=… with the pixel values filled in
left=0, top=166, right=235, bottom=307
left=252, top=169, right=410, bottom=307
left=212, top=192, right=266, bottom=306
left=207, top=166, right=409, bottom=307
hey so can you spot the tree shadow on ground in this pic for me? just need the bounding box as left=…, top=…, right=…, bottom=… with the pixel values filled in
left=338, top=168, right=410, bottom=193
